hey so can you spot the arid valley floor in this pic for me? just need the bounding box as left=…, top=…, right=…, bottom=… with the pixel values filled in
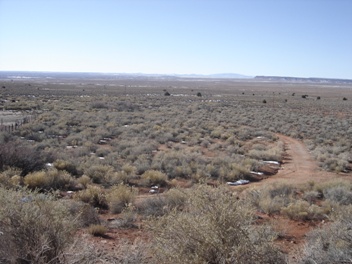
left=0, top=73, right=352, bottom=263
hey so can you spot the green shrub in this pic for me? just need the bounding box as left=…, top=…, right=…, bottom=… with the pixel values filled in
left=136, top=196, right=168, bottom=217
left=122, top=163, right=137, bottom=175
left=248, top=147, right=283, bottom=162
left=106, top=171, right=129, bottom=185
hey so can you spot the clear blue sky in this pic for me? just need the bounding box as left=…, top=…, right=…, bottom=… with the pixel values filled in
left=0, top=0, right=351, bottom=79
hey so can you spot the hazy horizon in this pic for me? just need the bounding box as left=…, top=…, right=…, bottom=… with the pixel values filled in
left=1, top=0, right=351, bottom=79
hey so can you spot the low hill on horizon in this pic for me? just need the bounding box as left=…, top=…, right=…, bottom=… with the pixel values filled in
left=255, top=75, right=352, bottom=84
left=0, top=71, right=351, bottom=83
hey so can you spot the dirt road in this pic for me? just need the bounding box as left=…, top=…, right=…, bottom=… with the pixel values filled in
left=244, top=135, right=352, bottom=264
left=250, top=134, right=350, bottom=187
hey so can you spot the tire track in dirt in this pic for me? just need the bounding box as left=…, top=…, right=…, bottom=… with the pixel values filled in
left=249, top=134, right=349, bottom=187
left=271, top=134, right=318, bottom=184
left=242, top=135, right=351, bottom=264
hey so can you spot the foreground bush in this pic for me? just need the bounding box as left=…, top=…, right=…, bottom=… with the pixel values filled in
left=300, top=205, right=352, bottom=263
left=150, top=185, right=286, bottom=264
left=0, top=187, right=76, bottom=264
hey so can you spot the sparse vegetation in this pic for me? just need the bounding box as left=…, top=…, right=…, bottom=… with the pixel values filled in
left=150, top=185, right=286, bottom=263
left=1, top=75, right=351, bottom=262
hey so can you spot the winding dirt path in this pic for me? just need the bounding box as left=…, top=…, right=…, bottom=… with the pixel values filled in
left=244, top=134, right=351, bottom=264
left=249, top=134, right=350, bottom=187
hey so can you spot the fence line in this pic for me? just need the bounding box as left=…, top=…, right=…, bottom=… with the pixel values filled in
left=0, top=116, right=33, bottom=132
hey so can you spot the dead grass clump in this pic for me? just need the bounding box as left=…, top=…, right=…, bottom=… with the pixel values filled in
left=88, top=224, right=108, bottom=237
left=85, top=165, right=115, bottom=185
left=302, top=190, right=321, bottom=204
left=74, top=185, right=108, bottom=209
left=141, top=170, right=168, bottom=187
left=77, top=174, right=92, bottom=188
left=64, top=200, right=100, bottom=227
left=280, top=200, right=331, bottom=221
left=0, top=171, right=23, bottom=188
left=136, top=196, right=168, bottom=217
left=0, top=173, right=13, bottom=188
left=53, top=159, right=80, bottom=176
left=106, top=184, right=137, bottom=214
left=62, top=238, right=150, bottom=263
left=249, top=183, right=297, bottom=215
left=136, top=188, right=187, bottom=217
left=24, top=169, right=75, bottom=191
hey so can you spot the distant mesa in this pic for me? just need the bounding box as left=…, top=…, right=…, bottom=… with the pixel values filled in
left=0, top=71, right=351, bottom=83
left=0, top=71, right=252, bottom=80
left=175, top=73, right=252, bottom=79
left=255, top=75, right=352, bottom=84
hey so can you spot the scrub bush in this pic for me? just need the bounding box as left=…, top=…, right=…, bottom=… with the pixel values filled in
left=0, top=187, right=76, bottom=264
left=150, top=185, right=286, bottom=263
left=106, top=184, right=137, bottom=214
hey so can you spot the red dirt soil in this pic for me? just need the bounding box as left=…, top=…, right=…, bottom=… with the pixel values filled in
left=82, top=134, right=351, bottom=263
left=245, top=134, right=352, bottom=263
left=249, top=134, right=352, bottom=187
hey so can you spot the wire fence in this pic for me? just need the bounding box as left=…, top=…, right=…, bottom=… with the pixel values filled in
left=0, top=115, right=33, bottom=132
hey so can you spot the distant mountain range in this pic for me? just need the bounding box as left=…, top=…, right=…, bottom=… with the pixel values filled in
left=174, top=73, right=252, bottom=79
left=0, top=71, right=252, bottom=80
left=0, top=71, right=351, bottom=83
